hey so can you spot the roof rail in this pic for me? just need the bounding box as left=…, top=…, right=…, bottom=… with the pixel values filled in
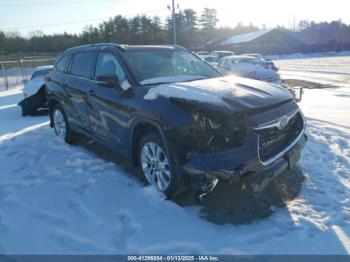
left=63, top=43, right=187, bottom=53
left=64, top=43, right=122, bottom=52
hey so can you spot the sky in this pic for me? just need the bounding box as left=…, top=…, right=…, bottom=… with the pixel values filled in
left=0, top=0, right=349, bottom=36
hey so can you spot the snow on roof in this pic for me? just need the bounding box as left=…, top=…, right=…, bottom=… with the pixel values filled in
left=221, top=29, right=272, bottom=45
left=143, top=79, right=229, bottom=107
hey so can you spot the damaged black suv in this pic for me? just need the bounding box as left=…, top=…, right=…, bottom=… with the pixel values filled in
left=46, top=44, right=307, bottom=197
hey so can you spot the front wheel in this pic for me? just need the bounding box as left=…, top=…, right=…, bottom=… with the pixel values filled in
left=138, top=132, right=184, bottom=198
left=52, top=104, right=77, bottom=144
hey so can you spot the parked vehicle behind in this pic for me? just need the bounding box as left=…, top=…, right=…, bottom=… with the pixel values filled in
left=46, top=44, right=306, bottom=198
left=200, top=55, right=219, bottom=67
left=196, top=51, right=210, bottom=57
left=218, top=55, right=282, bottom=85
left=19, top=65, right=53, bottom=116
left=244, top=53, right=279, bottom=71
left=211, top=51, right=235, bottom=60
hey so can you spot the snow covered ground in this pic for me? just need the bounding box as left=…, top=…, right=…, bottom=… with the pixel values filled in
left=0, top=67, right=36, bottom=91
left=275, top=55, right=350, bottom=88
left=0, top=56, right=349, bottom=254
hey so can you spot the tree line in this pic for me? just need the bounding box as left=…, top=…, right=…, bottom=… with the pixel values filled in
left=1, top=8, right=350, bottom=54
left=0, top=8, right=258, bottom=54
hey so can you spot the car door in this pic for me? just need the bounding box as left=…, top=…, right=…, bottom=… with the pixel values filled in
left=49, top=54, right=71, bottom=110
left=66, top=51, right=96, bottom=131
left=53, top=54, right=71, bottom=95
left=88, top=51, right=132, bottom=152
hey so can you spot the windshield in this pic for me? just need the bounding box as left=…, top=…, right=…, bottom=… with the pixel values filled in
left=123, top=50, right=220, bottom=85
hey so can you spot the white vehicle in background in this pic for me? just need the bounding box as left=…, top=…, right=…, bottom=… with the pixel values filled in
left=218, top=55, right=281, bottom=84
left=211, top=51, right=235, bottom=60
left=201, top=55, right=219, bottom=67
left=218, top=55, right=302, bottom=101
left=196, top=51, right=210, bottom=57
left=243, top=53, right=279, bottom=71
left=19, top=65, right=53, bottom=116
left=196, top=51, right=235, bottom=68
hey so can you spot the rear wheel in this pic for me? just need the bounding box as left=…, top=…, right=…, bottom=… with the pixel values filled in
left=138, top=132, right=184, bottom=198
left=52, top=104, right=77, bottom=144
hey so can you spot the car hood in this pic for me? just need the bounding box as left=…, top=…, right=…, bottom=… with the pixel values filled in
left=144, top=75, right=293, bottom=112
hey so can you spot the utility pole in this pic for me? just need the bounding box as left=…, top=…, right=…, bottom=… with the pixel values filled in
left=168, top=0, right=177, bottom=45
left=172, top=0, right=176, bottom=45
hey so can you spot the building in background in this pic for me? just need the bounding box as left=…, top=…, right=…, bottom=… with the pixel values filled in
left=204, top=29, right=305, bottom=55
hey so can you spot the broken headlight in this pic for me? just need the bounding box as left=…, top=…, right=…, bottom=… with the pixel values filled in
left=190, top=113, right=222, bottom=132
left=178, top=111, right=246, bottom=153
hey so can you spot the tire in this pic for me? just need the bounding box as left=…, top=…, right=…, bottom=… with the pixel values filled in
left=52, top=103, right=78, bottom=144
left=138, top=132, right=185, bottom=198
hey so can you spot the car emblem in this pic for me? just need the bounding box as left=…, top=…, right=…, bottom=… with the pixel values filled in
left=278, top=116, right=289, bottom=130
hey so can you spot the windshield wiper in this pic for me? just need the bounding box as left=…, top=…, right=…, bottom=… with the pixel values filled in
left=140, top=75, right=208, bottom=86
left=181, top=76, right=209, bottom=83
left=142, top=81, right=176, bottom=86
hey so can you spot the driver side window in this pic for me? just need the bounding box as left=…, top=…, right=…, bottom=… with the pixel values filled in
left=95, top=52, right=126, bottom=83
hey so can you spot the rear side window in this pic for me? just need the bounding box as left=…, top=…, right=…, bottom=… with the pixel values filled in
left=70, top=52, right=96, bottom=79
left=55, top=55, right=70, bottom=73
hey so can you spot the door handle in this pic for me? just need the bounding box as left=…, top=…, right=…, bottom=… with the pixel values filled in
left=88, top=90, right=96, bottom=97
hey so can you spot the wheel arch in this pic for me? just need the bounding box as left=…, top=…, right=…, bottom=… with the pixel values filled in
left=48, top=96, right=61, bottom=127
left=130, top=118, right=170, bottom=167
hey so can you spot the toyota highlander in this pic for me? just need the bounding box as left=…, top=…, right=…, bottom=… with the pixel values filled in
left=46, top=44, right=307, bottom=198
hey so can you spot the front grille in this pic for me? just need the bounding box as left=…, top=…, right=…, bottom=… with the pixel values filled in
left=257, top=111, right=304, bottom=163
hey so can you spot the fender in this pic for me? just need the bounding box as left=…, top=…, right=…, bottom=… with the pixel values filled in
left=47, top=94, right=62, bottom=127
left=128, top=115, right=172, bottom=166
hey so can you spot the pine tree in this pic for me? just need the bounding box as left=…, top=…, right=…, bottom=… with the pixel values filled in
left=200, top=8, right=218, bottom=30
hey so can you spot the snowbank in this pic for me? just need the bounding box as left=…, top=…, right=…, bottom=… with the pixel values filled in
left=276, top=55, right=350, bottom=88
left=266, top=51, right=350, bottom=61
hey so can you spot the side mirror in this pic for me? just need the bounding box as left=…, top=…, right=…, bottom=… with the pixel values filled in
left=97, top=74, right=120, bottom=89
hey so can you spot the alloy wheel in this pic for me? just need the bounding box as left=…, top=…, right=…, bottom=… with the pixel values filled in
left=140, top=142, right=171, bottom=191
left=53, top=109, right=67, bottom=140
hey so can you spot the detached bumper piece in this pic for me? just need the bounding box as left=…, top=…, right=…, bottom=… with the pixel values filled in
left=18, top=89, right=47, bottom=116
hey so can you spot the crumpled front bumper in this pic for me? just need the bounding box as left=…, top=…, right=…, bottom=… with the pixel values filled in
left=176, top=131, right=307, bottom=184
left=18, top=88, right=47, bottom=116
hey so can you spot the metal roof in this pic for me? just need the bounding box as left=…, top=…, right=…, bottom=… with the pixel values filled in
left=220, top=29, right=272, bottom=45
